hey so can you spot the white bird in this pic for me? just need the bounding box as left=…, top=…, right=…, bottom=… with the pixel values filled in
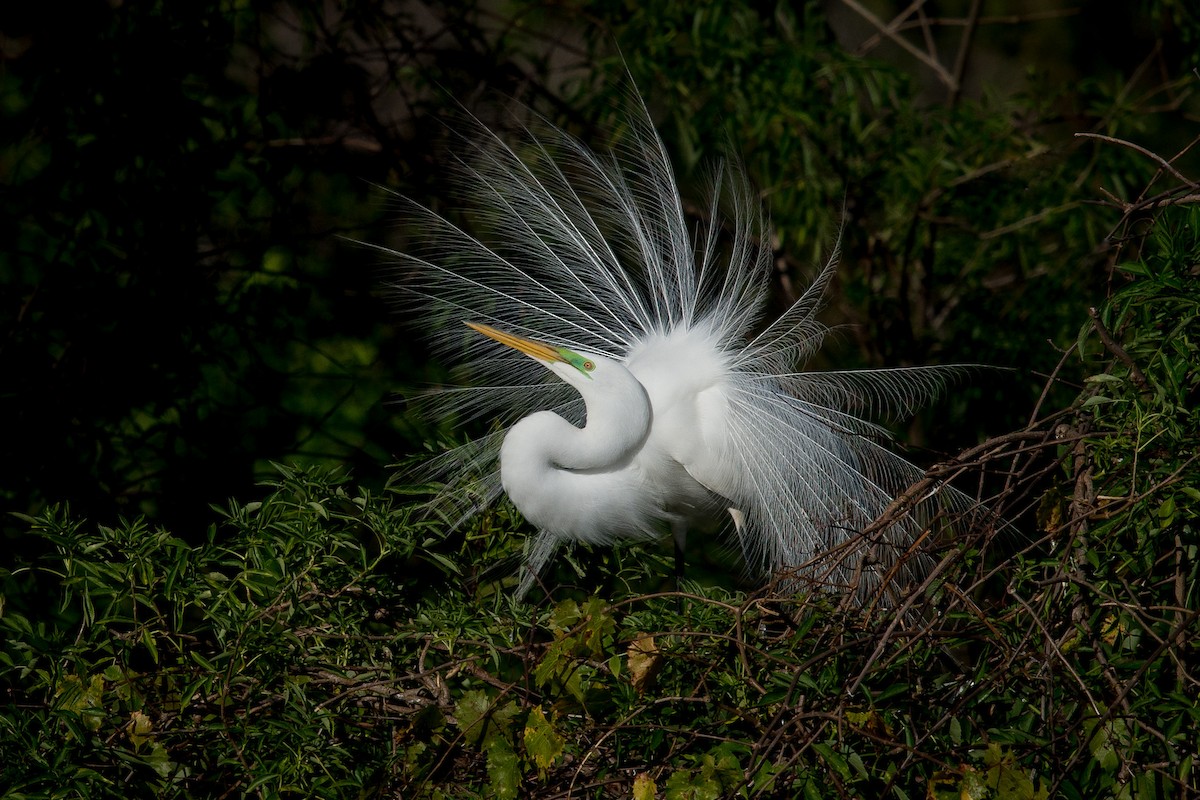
left=385, top=92, right=980, bottom=600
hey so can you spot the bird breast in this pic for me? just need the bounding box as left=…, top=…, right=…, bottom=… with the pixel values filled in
left=627, top=327, right=741, bottom=501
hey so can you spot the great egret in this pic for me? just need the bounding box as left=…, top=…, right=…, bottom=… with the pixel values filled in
left=386, top=92, right=980, bottom=600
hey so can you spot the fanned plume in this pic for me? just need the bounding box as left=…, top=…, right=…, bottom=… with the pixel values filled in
left=381, top=91, right=989, bottom=602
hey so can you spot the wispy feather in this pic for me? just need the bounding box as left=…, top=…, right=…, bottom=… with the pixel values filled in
left=380, top=90, right=989, bottom=601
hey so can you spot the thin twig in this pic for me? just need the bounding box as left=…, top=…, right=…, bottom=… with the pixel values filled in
left=1076, top=132, right=1200, bottom=189
left=837, top=0, right=958, bottom=90
left=1087, top=307, right=1152, bottom=394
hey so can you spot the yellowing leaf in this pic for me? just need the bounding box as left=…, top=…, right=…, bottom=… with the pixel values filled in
left=1100, top=612, right=1124, bottom=646
left=127, top=710, right=153, bottom=749
left=632, top=772, right=657, bottom=800
left=54, top=673, right=106, bottom=733
left=845, top=709, right=890, bottom=736
left=523, top=705, right=564, bottom=773
left=628, top=634, right=661, bottom=695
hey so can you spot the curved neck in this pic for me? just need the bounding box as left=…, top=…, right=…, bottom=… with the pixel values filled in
left=506, top=366, right=652, bottom=473
left=496, top=365, right=656, bottom=571
left=553, top=369, right=652, bottom=470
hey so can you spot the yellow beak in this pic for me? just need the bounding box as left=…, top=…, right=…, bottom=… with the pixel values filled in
left=466, top=322, right=565, bottom=364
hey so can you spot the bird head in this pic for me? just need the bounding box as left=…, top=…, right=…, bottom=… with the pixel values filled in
left=466, top=322, right=600, bottom=389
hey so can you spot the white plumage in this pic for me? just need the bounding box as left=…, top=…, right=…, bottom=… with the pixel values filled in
left=385, top=92, right=978, bottom=600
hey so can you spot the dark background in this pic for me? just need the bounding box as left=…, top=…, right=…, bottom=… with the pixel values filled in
left=3, top=0, right=1197, bottom=542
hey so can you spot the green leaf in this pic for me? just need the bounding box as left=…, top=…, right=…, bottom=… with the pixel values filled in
left=486, top=741, right=522, bottom=800
left=1087, top=716, right=1126, bottom=773
left=665, top=768, right=722, bottom=800
left=141, top=628, right=159, bottom=664
left=1082, top=394, right=1116, bottom=408
left=533, top=638, right=568, bottom=689
left=455, top=690, right=517, bottom=751
left=1158, top=496, right=1176, bottom=527
left=814, top=741, right=851, bottom=780
left=576, top=596, right=615, bottom=658
left=455, top=690, right=490, bottom=746
left=549, top=599, right=581, bottom=633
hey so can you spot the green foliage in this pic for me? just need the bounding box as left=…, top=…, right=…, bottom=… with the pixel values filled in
left=0, top=465, right=445, bottom=797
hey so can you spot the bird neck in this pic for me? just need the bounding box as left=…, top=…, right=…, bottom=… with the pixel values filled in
left=496, top=367, right=656, bottom=556
left=576, top=381, right=652, bottom=472
left=566, top=374, right=652, bottom=470
left=505, top=366, right=652, bottom=474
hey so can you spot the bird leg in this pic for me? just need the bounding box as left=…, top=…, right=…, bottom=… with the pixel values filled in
left=671, top=521, right=688, bottom=589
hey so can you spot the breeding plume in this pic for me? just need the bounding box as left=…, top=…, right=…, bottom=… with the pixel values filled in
left=387, top=93, right=976, bottom=600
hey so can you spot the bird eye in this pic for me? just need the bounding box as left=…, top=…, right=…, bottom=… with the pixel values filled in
left=582, top=360, right=595, bottom=371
